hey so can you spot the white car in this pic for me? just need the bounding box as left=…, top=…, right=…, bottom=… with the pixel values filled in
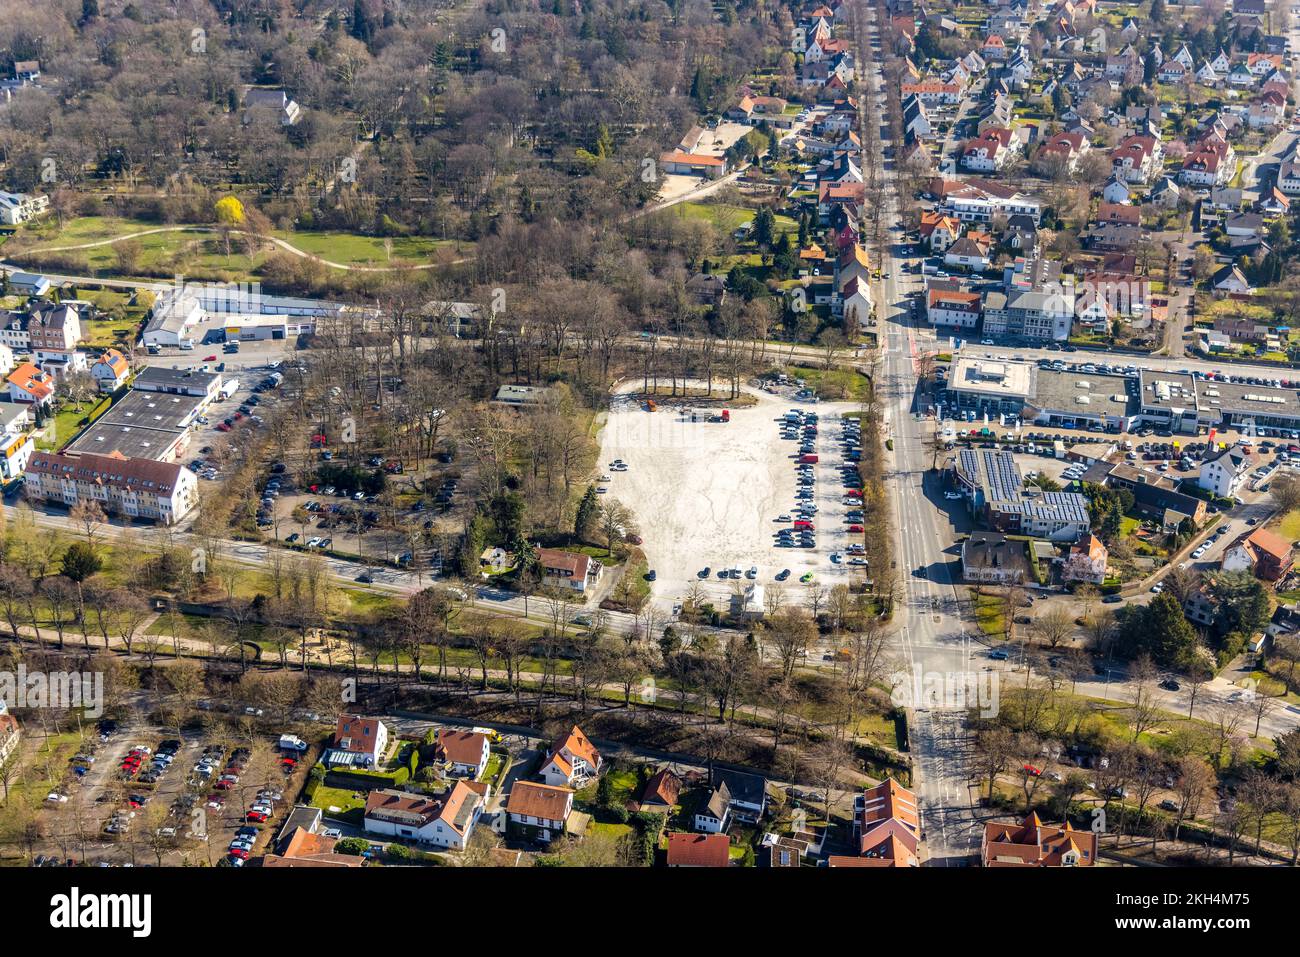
left=46, top=792, right=68, bottom=804
left=776, top=514, right=792, bottom=522
left=1150, top=582, right=1165, bottom=593
left=307, top=537, right=323, bottom=548
left=944, top=491, right=962, bottom=500
left=322, top=828, right=343, bottom=839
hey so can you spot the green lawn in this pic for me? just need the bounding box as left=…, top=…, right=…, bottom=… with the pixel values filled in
left=973, top=591, right=1007, bottom=638
left=786, top=365, right=872, bottom=402
left=1280, top=509, right=1300, bottom=543
left=10, top=215, right=466, bottom=278
left=672, top=202, right=798, bottom=237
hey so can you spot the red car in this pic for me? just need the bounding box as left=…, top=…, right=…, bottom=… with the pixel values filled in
left=847, top=524, right=864, bottom=533
left=1023, top=764, right=1042, bottom=777
left=844, top=489, right=862, bottom=498
left=245, top=810, right=268, bottom=823
left=203, top=355, right=217, bottom=362
left=216, top=423, right=232, bottom=432
left=228, top=847, right=250, bottom=859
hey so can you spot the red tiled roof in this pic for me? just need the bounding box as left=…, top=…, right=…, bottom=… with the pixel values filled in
left=666, top=832, right=730, bottom=867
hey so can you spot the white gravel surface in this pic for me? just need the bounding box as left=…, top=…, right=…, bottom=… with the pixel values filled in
left=596, top=385, right=867, bottom=611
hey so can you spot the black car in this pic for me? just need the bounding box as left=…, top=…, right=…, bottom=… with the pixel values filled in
left=1159, top=678, right=1181, bottom=692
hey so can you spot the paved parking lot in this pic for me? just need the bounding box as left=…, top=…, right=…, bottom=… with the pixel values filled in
left=597, top=386, right=869, bottom=611
left=32, top=721, right=293, bottom=867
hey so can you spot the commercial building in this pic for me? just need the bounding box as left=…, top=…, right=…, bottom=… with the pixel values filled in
left=1136, top=369, right=1300, bottom=435
left=953, top=449, right=1089, bottom=541
left=133, top=366, right=223, bottom=402
left=946, top=356, right=1035, bottom=417
left=23, top=449, right=199, bottom=524
left=66, top=390, right=205, bottom=463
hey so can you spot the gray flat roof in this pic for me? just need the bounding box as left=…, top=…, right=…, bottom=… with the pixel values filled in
left=1195, top=379, right=1300, bottom=419
left=134, top=366, right=220, bottom=391
left=949, top=355, right=1036, bottom=400
left=1032, top=368, right=1135, bottom=418
left=67, top=391, right=201, bottom=460
left=1139, top=369, right=1198, bottom=411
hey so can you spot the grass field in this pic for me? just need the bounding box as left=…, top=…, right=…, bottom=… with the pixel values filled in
left=1280, top=509, right=1300, bottom=543
left=786, top=364, right=871, bottom=402
left=972, top=591, right=1007, bottom=638
left=10, top=216, right=466, bottom=277
left=672, top=202, right=799, bottom=237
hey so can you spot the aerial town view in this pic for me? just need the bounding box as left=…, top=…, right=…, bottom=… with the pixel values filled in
left=0, top=0, right=1296, bottom=935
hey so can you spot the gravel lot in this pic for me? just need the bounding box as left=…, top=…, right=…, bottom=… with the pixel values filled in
left=597, top=386, right=866, bottom=611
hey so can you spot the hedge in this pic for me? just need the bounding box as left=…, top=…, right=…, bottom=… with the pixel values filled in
left=324, top=766, right=410, bottom=789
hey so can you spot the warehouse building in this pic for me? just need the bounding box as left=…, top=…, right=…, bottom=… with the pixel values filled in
left=66, top=390, right=204, bottom=463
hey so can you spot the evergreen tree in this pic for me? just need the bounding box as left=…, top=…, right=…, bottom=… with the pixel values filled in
left=753, top=206, right=776, bottom=247
left=458, top=514, right=488, bottom=579
left=574, top=485, right=599, bottom=542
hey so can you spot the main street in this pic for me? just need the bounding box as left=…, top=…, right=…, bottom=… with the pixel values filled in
left=852, top=0, right=984, bottom=864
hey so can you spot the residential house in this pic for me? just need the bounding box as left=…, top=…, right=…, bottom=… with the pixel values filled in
left=927, top=287, right=981, bottom=329
left=539, top=725, right=602, bottom=788
left=328, top=714, right=390, bottom=768
left=1036, top=130, right=1089, bottom=172
left=1110, top=135, right=1161, bottom=184
left=919, top=210, right=961, bottom=251
left=1096, top=202, right=1140, bottom=227
left=1102, top=173, right=1131, bottom=205
left=903, top=95, right=933, bottom=138
left=1279, top=160, right=1300, bottom=197
left=961, top=127, right=1016, bottom=173
left=1198, top=444, right=1256, bottom=498
left=0, top=709, right=20, bottom=766
left=1158, top=60, right=1188, bottom=84
left=846, top=778, right=920, bottom=867
left=505, top=781, right=574, bottom=844
left=243, top=88, right=302, bottom=126
left=1181, top=150, right=1231, bottom=188
left=6, top=362, right=54, bottom=406
left=89, top=349, right=131, bottom=393
left=710, top=768, right=767, bottom=823
left=900, top=80, right=962, bottom=105
left=961, top=531, right=1030, bottom=584
left=434, top=729, right=491, bottom=779
left=636, top=768, right=682, bottom=812
left=363, top=781, right=484, bottom=850
left=666, top=832, right=730, bottom=867
left=944, top=234, right=994, bottom=272
left=537, top=547, right=600, bottom=594
left=0, top=190, right=49, bottom=225
left=1211, top=265, right=1253, bottom=296
left=1062, top=533, right=1108, bottom=584
left=982, top=811, right=1097, bottom=866
left=1221, top=527, right=1293, bottom=582
left=694, top=782, right=733, bottom=833
left=1149, top=176, right=1182, bottom=208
